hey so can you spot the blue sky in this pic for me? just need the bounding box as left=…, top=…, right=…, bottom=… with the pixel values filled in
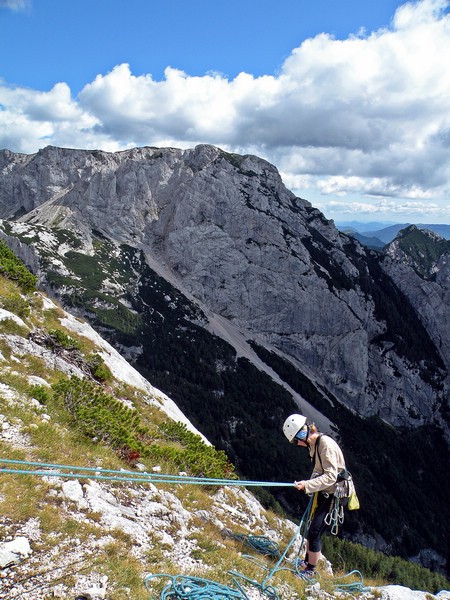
left=1, top=0, right=449, bottom=224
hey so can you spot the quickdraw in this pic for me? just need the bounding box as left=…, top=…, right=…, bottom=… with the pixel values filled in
left=324, top=495, right=345, bottom=535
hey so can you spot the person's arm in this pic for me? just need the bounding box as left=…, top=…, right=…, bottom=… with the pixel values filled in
left=297, top=441, right=340, bottom=494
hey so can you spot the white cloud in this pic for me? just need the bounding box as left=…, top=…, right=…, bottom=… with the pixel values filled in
left=316, top=175, right=435, bottom=199
left=324, top=197, right=450, bottom=218
left=0, top=0, right=29, bottom=10
left=0, top=0, right=449, bottom=221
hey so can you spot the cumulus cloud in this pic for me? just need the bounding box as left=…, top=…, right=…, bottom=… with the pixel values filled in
left=0, top=0, right=449, bottom=221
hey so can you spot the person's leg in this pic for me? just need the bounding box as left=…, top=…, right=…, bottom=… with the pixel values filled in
left=307, top=549, right=321, bottom=567
left=300, top=541, right=309, bottom=567
left=305, top=494, right=333, bottom=570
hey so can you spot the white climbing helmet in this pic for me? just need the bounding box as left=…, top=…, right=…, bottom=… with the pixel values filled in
left=283, top=414, right=307, bottom=443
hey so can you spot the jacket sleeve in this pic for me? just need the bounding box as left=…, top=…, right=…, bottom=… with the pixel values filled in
left=303, top=438, right=341, bottom=494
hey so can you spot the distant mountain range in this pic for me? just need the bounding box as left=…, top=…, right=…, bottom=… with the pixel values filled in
left=336, top=221, right=450, bottom=249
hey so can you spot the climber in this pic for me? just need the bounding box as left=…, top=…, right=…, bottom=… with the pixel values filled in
left=283, top=414, right=347, bottom=581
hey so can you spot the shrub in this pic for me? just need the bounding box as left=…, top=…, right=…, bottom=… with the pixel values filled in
left=0, top=291, right=30, bottom=318
left=48, top=328, right=81, bottom=350
left=52, top=376, right=149, bottom=455
left=160, top=421, right=236, bottom=480
left=29, top=384, right=50, bottom=405
left=87, top=353, right=112, bottom=383
left=52, top=376, right=236, bottom=480
left=0, top=241, right=37, bottom=292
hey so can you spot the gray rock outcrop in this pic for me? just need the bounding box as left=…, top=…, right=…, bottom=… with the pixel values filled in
left=0, top=144, right=448, bottom=432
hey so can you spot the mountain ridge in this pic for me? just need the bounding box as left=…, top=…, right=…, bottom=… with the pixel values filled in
left=337, top=222, right=450, bottom=247
left=1, top=144, right=447, bottom=429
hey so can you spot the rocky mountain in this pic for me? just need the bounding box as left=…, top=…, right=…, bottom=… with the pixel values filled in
left=382, top=225, right=450, bottom=373
left=0, top=144, right=449, bottom=571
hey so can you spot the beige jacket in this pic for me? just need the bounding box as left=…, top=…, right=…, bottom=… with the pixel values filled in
left=303, top=434, right=346, bottom=495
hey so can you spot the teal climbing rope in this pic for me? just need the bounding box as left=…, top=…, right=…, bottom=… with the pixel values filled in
left=144, top=573, right=249, bottom=599
left=0, top=458, right=294, bottom=488
left=261, top=494, right=313, bottom=583
left=225, top=533, right=280, bottom=557
left=333, top=569, right=370, bottom=593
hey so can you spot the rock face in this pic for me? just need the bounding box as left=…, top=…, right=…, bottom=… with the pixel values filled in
left=382, top=225, right=450, bottom=373
left=0, top=145, right=448, bottom=434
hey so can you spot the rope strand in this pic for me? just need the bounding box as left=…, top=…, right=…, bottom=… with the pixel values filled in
left=0, top=458, right=294, bottom=487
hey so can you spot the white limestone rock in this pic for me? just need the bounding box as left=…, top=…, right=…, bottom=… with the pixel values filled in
left=0, top=537, right=32, bottom=568
left=375, top=585, right=449, bottom=600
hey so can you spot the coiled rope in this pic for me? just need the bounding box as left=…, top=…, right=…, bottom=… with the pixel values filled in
left=222, top=530, right=280, bottom=557
left=144, top=574, right=251, bottom=600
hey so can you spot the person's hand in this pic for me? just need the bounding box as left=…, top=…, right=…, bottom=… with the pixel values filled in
left=294, top=480, right=306, bottom=491
left=335, top=484, right=346, bottom=498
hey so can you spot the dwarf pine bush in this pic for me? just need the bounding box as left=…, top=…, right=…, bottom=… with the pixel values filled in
left=52, top=376, right=150, bottom=454
left=0, top=240, right=37, bottom=292
left=52, top=376, right=236, bottom=479
left=160, top=421, right=236, bottom=480
left=87, top=353, right=112, bottom=383
left=29, top=384, right=50, bottom=405
left=48, top=328, right=81, bottom=350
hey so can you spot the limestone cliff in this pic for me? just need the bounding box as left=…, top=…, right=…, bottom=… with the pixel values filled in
left=0, top=145, right=447, bottom=433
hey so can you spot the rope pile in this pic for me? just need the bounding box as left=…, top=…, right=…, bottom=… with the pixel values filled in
left=144, top=574, right=251, bottom=600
